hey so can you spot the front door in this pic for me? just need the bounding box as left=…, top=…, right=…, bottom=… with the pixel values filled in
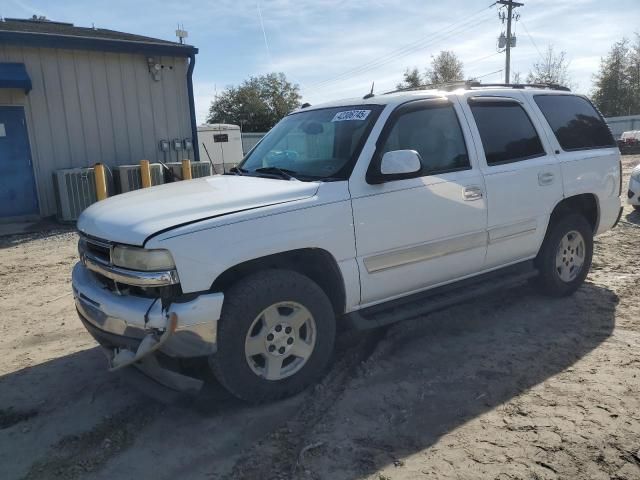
left=350, top=97, right=488, bottom=306
left=0, top=106, right=38, bottom=218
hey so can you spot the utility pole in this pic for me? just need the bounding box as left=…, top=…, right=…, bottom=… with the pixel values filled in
left=497, top=0, right=523, bottom=84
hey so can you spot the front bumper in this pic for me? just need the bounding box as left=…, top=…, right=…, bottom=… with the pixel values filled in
left=72, top=262, right=223, bottom=359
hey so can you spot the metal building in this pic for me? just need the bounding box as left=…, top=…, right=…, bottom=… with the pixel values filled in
left=0, top=17, right=198, bottom=221
left=605, top=114, right=640, bottom=140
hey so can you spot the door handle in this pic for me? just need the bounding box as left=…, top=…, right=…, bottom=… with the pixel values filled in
left=538, top=172, right=555, bottom=186
left=463, top=185, right=483, bottom=201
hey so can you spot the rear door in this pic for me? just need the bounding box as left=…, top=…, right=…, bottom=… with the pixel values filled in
left=529, top=93, right=620, bottom=233
left=461, top=93, right=563, bottom=268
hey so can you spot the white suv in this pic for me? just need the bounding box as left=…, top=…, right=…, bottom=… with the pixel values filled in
left=73, top=85, right=622, bottom=402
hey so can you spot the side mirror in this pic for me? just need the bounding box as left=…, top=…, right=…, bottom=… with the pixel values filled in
left=368, top=150, right=422, bottom=184
left=380, top=150, right=422, bottom=175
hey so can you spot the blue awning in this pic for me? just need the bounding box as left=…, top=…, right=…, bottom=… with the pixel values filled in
left=0, top=63, right=32, bottom=93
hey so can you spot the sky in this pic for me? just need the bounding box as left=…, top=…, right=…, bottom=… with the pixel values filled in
left=3, top=0, right=639, bottom=123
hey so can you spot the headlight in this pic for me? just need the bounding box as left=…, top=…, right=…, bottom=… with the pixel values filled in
left=632, top=168, right=640, bottom=182
left=111, top=246, right=175, bottom=271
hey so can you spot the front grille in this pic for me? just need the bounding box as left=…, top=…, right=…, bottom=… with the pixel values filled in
left=80, top=235, right=111, bottom=263
left=86, top=242, right=110, bottom=262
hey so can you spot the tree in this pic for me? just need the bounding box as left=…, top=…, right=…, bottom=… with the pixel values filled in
left=397, top=51, right=464, bottom=89
left=627, top=33, right=640, bottom=115
left=396, top=67, right=422, bottom=90
left=592, top=38, right=634, bottom=117
left=207, top=73, right=301, bottom=132
left=525, top=45, right=572, bottom=87
left=425, top=51, right=464, bottom=85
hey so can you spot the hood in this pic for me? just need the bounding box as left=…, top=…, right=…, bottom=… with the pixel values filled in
left=77, top=175, right=319, bottom=245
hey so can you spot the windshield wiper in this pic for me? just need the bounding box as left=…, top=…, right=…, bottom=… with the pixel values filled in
left=253, top=167, right=298, bottom=180
left=227, top=166, right=248, bottom=175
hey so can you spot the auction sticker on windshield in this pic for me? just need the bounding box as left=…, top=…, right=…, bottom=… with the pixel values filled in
left=331, top=110, right=371, bottom=122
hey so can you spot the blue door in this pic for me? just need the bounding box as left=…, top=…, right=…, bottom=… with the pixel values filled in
left=0, top=106, right=38, bottom=217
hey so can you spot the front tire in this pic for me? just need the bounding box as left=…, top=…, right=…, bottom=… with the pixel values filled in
left=210, top=269, right=336, bottom=403
left=534, top=213, right=593, bottom=297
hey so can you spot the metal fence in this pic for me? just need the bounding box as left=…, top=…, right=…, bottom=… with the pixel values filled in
left=241, top=132, right=267, bottom=154
left=606, top=115, right=640, bottom=139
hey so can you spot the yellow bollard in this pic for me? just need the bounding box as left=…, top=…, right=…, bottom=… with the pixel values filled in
left=94, top=163, right=108, bottom=201
left=181, top=159, right=192, bottom=180
left=140, top=160, right=152, bottom=188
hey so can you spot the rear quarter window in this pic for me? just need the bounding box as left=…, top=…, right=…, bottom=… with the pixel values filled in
left=533, top=95, right=615, bottom=151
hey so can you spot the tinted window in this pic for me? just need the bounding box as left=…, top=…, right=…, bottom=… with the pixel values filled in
left=470, top=100, right=545, bottom=165
left=534, top=95, right=615, bottom=151
left=381, top=104, right=469, bottom=174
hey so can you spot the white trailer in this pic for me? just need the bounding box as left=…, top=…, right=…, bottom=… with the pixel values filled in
left=197, top=124, right=244, bottom=174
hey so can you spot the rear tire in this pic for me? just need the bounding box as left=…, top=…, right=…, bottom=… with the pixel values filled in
left=533, top=213, right=593, bottom=297
left=210, top=269, right=336, bottom=403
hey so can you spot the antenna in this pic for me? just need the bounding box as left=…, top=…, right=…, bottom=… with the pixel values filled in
left=176, top=24, right=188, bottom=44
left=363, top=81, right=375, bottom=99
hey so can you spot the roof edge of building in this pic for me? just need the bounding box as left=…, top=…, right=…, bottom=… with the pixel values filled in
left=0, top=29, right=198, bottom=56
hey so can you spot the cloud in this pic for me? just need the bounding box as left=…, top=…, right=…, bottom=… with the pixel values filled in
left=193, top=81, right=218, bottom=124
left=4, top=0, right=638, bottom=109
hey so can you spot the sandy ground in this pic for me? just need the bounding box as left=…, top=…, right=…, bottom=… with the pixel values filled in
left=1, top=156, right=640, bottom=480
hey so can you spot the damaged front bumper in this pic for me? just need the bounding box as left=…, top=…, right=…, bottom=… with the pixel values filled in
left=72, top=262, right=224, bottom=390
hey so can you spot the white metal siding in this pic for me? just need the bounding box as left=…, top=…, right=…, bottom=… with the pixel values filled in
left=0, top=44, right=192, bottom=217
left=605, top=114, right=640, bottom=139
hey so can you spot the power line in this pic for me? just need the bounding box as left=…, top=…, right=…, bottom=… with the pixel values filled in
left=520, top=19, right=544, bottom=62
left=465, top=51, right=502, bottom=68
left=469, top=68, right=504, bottom=80
left=306, top=4, right=497, bottom=92
left=308, top=12, right=494, bottom=91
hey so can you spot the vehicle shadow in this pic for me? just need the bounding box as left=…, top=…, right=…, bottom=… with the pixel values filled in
left=287, top=281, right=619, bottom=480
left=624, top=208, right=640, bottom=225
left=0, top=281, right=618, bottom=480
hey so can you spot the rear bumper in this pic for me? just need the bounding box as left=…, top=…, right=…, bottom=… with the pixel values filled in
left=597, top=195, right=623, bottom=235
left=627, top=177, right=640, bottom=206
left=612, top=206, right=624, bottom=229
left=72, top=262, right=223, bottom=358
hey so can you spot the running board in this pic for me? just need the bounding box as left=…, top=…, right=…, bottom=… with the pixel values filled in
left=345, top=261, right=538, bottom=330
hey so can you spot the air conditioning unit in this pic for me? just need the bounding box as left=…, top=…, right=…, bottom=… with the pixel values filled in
left=164, top=161, right=212, bottom=180
left=191, top=161, right=212, bottom=178
left=114, top=164, right=164, bottom=193
left=53, top=167, right=111, bottom=222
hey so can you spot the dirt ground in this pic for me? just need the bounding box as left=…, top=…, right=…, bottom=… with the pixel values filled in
left=1, top=156, right=640, bottom=480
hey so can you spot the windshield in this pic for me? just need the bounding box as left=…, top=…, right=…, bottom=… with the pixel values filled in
left=239, top=105, right=383, bottom=180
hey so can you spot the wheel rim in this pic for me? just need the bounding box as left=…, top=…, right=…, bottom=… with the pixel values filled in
left=555, top=230, right=586, bottom=282
left=244, top=301, right=316, bottom=381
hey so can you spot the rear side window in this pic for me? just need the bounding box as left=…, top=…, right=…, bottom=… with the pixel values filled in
left=534, top=95, right=615, bottom=151
left=469, top=100, right=545, bottom=165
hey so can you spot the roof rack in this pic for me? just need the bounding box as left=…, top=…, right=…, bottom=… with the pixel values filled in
left=383, top=80, right=570, bottom=95
left=470, top=83, right=571, bottom=92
